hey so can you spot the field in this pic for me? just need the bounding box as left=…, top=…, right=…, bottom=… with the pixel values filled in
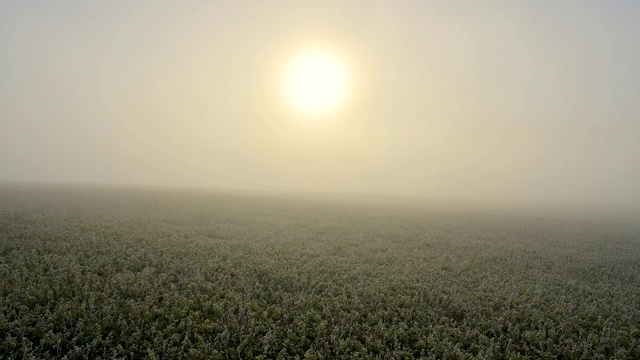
left=1, top=185, right=639, bottom=359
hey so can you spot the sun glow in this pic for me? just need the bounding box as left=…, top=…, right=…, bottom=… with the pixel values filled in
left=283, top=48, right=350, bottom=117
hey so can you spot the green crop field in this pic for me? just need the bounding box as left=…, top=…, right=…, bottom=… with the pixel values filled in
left=1, top=185, right=639, bottom=359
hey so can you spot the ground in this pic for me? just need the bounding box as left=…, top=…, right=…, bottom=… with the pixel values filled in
left=1, top=185, right=639, bottom=359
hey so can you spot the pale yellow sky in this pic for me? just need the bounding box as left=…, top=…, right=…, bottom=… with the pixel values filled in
left=1, top=1, right=639, bottom=204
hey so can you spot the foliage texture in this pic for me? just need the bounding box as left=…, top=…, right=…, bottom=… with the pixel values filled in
left=1, top=187, right=639, bottom=359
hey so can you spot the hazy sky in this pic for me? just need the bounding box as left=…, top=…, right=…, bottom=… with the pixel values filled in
left=1, top=1, right=639, bottom=204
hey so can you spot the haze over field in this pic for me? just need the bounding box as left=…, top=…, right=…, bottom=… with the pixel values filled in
left=3, top=3, right=640, bottom=358
left=2, top=1, right=640, bottom=205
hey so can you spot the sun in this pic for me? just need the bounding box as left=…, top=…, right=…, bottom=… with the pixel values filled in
left=283, top=48, right=350, bottom=117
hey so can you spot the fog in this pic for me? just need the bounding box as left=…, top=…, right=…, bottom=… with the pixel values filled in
left=1, top=1, right=639, bottom=206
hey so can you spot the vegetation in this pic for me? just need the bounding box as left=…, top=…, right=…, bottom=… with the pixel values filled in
left=1, top=186, right=639, bottom=359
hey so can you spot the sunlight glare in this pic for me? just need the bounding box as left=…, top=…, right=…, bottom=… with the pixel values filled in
left=284, top=48, right=349, bottom=117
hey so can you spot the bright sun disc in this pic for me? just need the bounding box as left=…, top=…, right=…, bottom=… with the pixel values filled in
left=284, top=49, right=349, bottom=116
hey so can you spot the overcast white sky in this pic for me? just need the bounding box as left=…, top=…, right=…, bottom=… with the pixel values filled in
left=1, top=1, right=639, bottom=204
